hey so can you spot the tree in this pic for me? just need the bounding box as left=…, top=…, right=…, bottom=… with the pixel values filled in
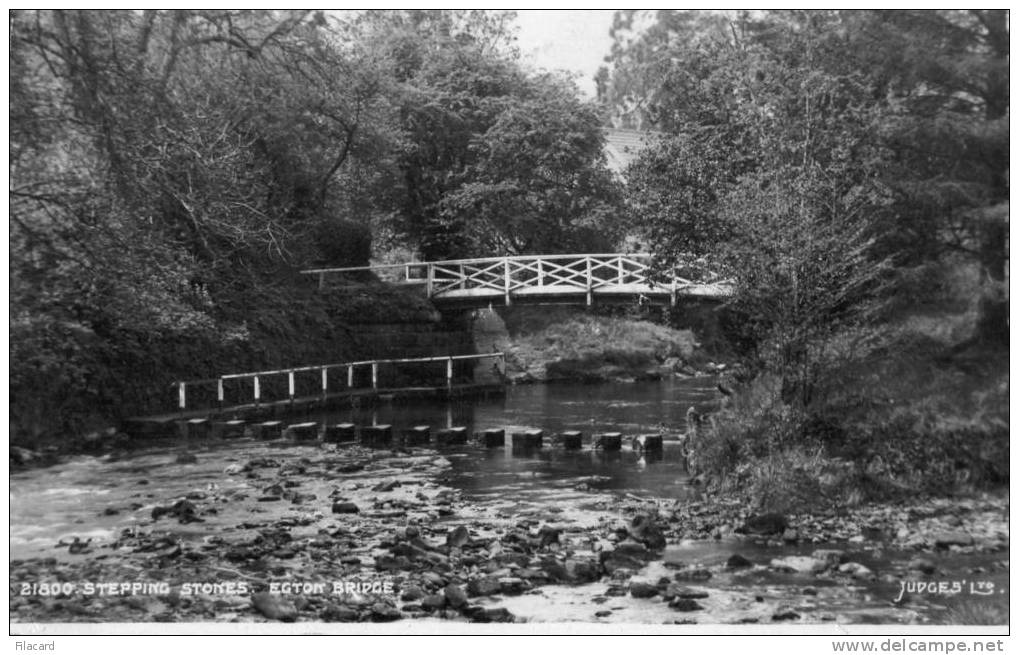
left=361, top=10, right=624, bottom=260
left=608, top=10, right=1008, bottom=347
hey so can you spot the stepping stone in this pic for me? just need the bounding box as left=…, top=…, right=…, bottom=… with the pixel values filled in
left=593, top=432, right=622, bottom=451
left=477, top=428, right=505, bottom=448
left=559, top=430, right=583, bottom=450
left=435, top=427, right=468, bottom=446
left=632, top=434, right=663, bottom=452
left=512, top=429, right=543, bottom=451
left=402, top=425, right=431, bottom=447
left=287, top=422, right=319, bottom=442
left=254, top=420, right=283, bottom=441
left=361, top=424, right=393, bottom=448
left=215, top=419, right=246, bottom=439
left=324, top=423, right=357, bottom=444
left=186, top=418, right=211, bottom=440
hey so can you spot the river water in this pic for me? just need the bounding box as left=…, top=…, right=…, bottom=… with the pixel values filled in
left=9, top=378, right=1009, bottom=626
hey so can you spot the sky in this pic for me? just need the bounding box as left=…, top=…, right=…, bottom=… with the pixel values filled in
left=513, top=10, right=617, bottom=98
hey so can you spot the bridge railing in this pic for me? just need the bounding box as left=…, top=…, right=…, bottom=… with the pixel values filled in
left=302, top=253, right=732, bottom=304
left=171, top=353, right=505, bottom=413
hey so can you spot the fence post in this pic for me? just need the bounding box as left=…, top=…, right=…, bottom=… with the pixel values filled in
left=288, top=370, right=295, bottom=405
left=371, top=362, right=378, bottom=390
left=321, top=367, right=328, bottom=401
left=217, top=378, right=224, bottom=410
left=504, top=258, right=511, bottom=306
left=617, top=257, right=624, bottom=286
left=459, top=263, right=466, bottom=290
left=586, top=256, right=593, bottom=306
left=427, top=264, right=434, bottom=298
left=537, top=258, right=543, bottom=287
left=253, top=375, right=260, bottom=407
left=347, top=364, right=354, bottom=389
left=178, top=382, right=186, bottom=414
left=446, top=357, right=453, bottom=390
left=671, top=273, right=677, bottom=307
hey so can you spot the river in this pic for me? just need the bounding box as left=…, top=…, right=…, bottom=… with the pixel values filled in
left=9, top=378, right=1009, bottom=627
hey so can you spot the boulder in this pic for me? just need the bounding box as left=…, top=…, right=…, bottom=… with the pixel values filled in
left=933, top=532, right=974, bottom=548
left=331, top=502, right=360, bottom=514
left=443, top=584, right=469, bottom=609
left=629, top=581, right=659, bottom=599
left=446, top=525, right=470, bottom=549
left=770, top=556, right=828, bottom=574
left=251, top=593, right=298, bottom=622
left=838, top=562, right=874, bottom=579
left=725, top=554, right=754, bottom=569
left=470, top=607, right=515, bottom=623
left=738, top=513, right=789, bottom=536
left=466, top=577, right=503, bottom=598
left=627, top=514, right=667, bottom=550
left=421, top=594, right=446, bottom=611
left=669, top=598, right=704, bottom=612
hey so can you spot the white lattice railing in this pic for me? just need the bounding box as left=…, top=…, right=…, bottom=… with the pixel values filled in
left=302, top=253, right=732, bottom=305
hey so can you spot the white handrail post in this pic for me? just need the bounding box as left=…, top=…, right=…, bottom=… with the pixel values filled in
left=617, top=257, right=624, bottom=286
left=178, top=382, right=186, bottom=413
left=371, top=362, right=378, bottom=390
left=446, top=356, right=453, bottom=390
left=671, top=273, right=678, bottom=307
left=288, top=370, right=295, bottom=405
left=321, top=367, right=328, bottom=400
left=253, top=375, right=261, bottom=407
left=347, top=364, right=354, bottom=389
left=427, top=264, right=434, bottom=298
left=459, top=263, right=465, bottom=290
left=586, top=256, right=593, bottom=306
left=217, top=378, right=224, bottom=409
left=504, top=258, right=511, bottom=306
left=537, top=258, right=543, bottom=288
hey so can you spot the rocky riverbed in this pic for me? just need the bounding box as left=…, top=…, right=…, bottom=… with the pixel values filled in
left=9, top=439, right=1009, bottom=625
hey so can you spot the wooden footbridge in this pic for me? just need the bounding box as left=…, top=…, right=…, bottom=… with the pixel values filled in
left=302, top=253, right=733, bottom=307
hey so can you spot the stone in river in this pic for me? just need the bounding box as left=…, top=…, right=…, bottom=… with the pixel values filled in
left=933, top=532, right=974, bottom=548
left=320, top=604, right=358, bottom=622
left=669, top=598, right=704, bottom=612
left=498, top=577, right=527, bottom=595
left=726, top=554, right=754, bottom=569
left=251, top=593, right=298, bottom=622
left=627, top=514, right=666, bottom=550
left=738, top=513, right=789, bottom=536
left=538, top=524, right=562, bottom=547
left=663, top=585, right=708, bottom=600
left=332, top=502, right=359, bottom=514
left=838, top=562, right=874, bottom=579
left=443, top=584, right=469, bottom=609
left=770, top=556, right=828, bottom=574
left=421, top=594, right=446, bottom=611
left=772, top=608, right=801, bottom=621
left=811, top=549, right=847, bottom=567
left=471, top=607, right=515, bottom=623
left=629, top=581, right=659, bottom=598
left=446, top=525, right=470, bottom=548
left=467, top=577, right=503, bottom=598
left=369, top=603, right=402, bottom=622
left=400, top=586, right=425, bottom=602
left=908, top=557, right=936, bottom=575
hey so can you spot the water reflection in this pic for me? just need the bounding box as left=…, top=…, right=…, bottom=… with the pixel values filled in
left=310, top=377, right=718, bottom=502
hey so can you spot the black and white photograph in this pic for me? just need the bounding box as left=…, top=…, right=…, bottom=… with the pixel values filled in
left=8, top=7, right=1010, bottom=643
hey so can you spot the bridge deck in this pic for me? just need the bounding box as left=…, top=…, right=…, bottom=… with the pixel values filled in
left=303, top=253, right=733, bottom=306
